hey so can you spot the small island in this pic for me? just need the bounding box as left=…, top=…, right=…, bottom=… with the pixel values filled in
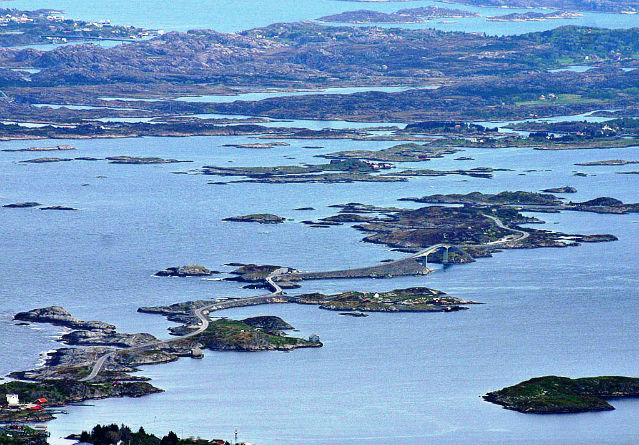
left=488, top=11, right=581, bottom=22
left=2, top=202, right=42, bottom=208
left=319, top=7, right=479, bottom=24
left=541, top=186, right=577, bottom=193
left=484, top=376, right=639, bottom=413
left=295, top=287, right=478, bottom=313
left=154, top=264, right=214, bottom=277
left=192, top=318, right=321, bottom=352
left=2, top=145, right=75, bottom=153
left=222, top=214, right=286, bottom=224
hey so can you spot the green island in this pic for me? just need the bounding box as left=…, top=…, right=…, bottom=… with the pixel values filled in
left=0, top=425, right=49, bottom=445
left=294, top=288, right=478, bottom=313
left=192, top=318, right=320, bottom=351
left=484, top=376, right=639, bottom=413
left=318, top=7, right=480, bottom=24
left=0, top=379, right=161, bottom=423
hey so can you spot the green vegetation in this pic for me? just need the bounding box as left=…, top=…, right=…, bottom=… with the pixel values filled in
left=0, top=9, right=156, bottom=47
left=0, top=379, right=160, bottom=408
left=484, top=376, right=639, bottom=413
left=195, top=319, right=319, bottom=351
left=320, top=143, right=461, bottom=162
left=400, top=191, right=563, bottom=206
left=0, top=425, right=48, bottom=445
left=296, top=287, right=475, bottom=312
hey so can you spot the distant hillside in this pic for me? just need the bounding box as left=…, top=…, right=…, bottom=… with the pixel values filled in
left=451, top=0, right=638, bottom=14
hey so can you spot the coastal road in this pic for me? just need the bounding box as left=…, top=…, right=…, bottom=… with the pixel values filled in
left=405, top=213, right=530, bottom=261
left=80, top=271, right=286, bottom=382
left=481, top=214, right=530, bottom=246
left=80, top=217, right=522, bottom=381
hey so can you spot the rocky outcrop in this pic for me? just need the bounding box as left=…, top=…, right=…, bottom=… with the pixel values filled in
left=241, top=316, right=293, bottom=334
left=138, top=299, right=214, bottom=324
left=154, top=264, right=214, bottom=277
left=105, top=156, right=191, bottom=164
left=222, top=213, right=286, bottom=224
left=2, top=202, right=41, bottom=208
left=61, top=330, right=158, bottom=348
left=39, top=206, right=78, bottom=211
left=294, top=287, right=477, bottom=313
left=21, top=157, right=73, bottom=163
left=541, top=186, right=577, bottom=193
left=195, top=318, right=321, bottom=352
left=14, top=306, right=115, bottom=331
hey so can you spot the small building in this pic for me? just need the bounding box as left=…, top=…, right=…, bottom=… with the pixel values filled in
left=6, top=394, right=19, bottom=407
left=191, top=346, right=204, bottom=359
left=309, top=334, right=320, bottom=343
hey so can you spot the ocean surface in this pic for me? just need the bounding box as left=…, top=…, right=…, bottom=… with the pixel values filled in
left=1, top=1, right=639, bottom=444
left=1, top=133, right=638, bottom=444
left=6, top=0, right=639, bottom=35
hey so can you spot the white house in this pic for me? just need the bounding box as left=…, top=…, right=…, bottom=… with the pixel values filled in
left=6, top=394, right=19, bottom=407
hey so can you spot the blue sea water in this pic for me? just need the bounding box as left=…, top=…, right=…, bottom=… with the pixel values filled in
left=1, top=1, right=639, bottom=443
left=5, top=0, right=639, bottom=35
left=1, top=133, right=638, bottom=444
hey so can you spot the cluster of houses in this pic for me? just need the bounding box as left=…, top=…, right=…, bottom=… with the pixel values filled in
left=0, top=10, right=65, bottom=25
left=362, top=160, right=393, bottom=170
left=2, top=394, right=48, bottom=412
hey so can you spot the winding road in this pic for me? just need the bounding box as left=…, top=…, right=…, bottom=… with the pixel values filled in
left=80, top=271, right=286, bottom=382
left=80, top=214, right=523, bottom=382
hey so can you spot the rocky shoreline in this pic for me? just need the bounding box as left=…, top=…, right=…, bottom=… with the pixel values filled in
left=484, top=376, right=639, bottom=413
left=2, top=303, right=321, bottom=422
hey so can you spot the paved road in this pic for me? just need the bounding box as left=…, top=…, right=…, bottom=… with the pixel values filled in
left=81, top=271, right=287, bottom=382
left=409, top=213, right=529, bottom=260
left=481, top=214, right=530, bottom=246
left=80, top=216, right=522, bottom=381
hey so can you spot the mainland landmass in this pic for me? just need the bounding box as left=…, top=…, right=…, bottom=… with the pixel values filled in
left=0, top=9, right=159, bottom=48
left=484, top=376, right=639, bottom=413
left=2, top=20, right=639, bottom=138
left=1, top=422, right=241, bottom=445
